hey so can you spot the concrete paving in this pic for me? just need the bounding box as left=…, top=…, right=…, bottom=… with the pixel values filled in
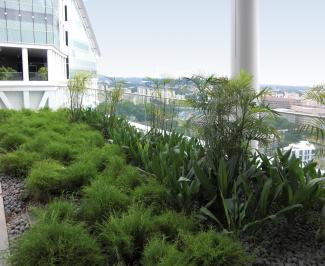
left=0, top=183, right=8, bottom=265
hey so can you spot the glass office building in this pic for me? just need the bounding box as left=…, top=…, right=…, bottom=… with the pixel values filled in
left=0, top=0, right=60, bottom=47
left=67, top=0, right=97, bottom=75
left=0, top=0, right=100, bottom=110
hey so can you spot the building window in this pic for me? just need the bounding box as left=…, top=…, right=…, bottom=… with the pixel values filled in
left=64, top=5, right=68, bottom=21
left=65, top=31, right=68, bottom=46
left=66, top=57, right=69, bottom=79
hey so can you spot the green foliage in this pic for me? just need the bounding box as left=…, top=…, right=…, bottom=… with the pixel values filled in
left=144, top=78, right=180, bottom=132
left=99, top=207, right=154, bottom=264
left=10, top=222, right=105, bottom=266
left=109, top=119, right=204, bottom=211
left=33, top=199, right=76, bottom=223
left=38, top=66, right=48, bottom=81
left=63, top=160, right=98, bottom=190
left=132, top=178, right=170, bottom=210
left=79, top=145, right=125, bottom=173
left=188, top=71, right=278, bottom=175
left=42, top=142, right=76, bottom=164
left=81, top=80, right=123, bottom=137
left=116, top=101, right=147, bottom=122
left=198, top=155, right=303, bottom=233
left=151, top=211, right=197, bottom=239
left=26, top=160, right=66, bottom=201
left=142, top=231, right=252, bottom=266
left=0, top=132, right=27, bottom=151
left=99, top=206, right=198, bottom=265
left=81, top=177, right=130, bottom=224
left=110, top=165, right=143, bottom=193
left=0, top=151, right=40, bottom=178
left=181, top=230, right=253, bottom=266
left=68, top=71, right=93, bottom=122
left=0, top=66, right=16, bottom=80
left=259, top=149, right=325, bottom=210
left=142, top=238, right=189, bottom=266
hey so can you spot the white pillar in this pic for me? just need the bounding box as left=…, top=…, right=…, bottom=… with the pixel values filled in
left=47, top=49, right=54, bottom=82
left=231, top=0, right=259, bottom=90
left=22, top=48, right=29, bottom=82
left=23, top=91, right=30, bottom=109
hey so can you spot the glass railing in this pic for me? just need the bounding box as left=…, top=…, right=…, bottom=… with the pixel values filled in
left=0, top=72, right=23, bottom=81
left=95, top=89, right=324, bottom=169
left=29, top=72, right=48, bottom=81
left=96, top=90, right=197, bottom=136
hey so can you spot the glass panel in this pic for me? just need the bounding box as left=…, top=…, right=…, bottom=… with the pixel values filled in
left=7, top=21, right=20, bottom=43
left=33, top=0, right=45, bottom=13
left=45, top=0, right=52, bottom=8
left=20, top=0, right=33, bottom=12
left=34, top=30, right=46, bottom=44
left=6, top=0, right=21, bottom=42
left=0, top=1, right=6, bottom=42
left=21, top=21, right=34, bottom=43
left=34, top=11, right=46, bottom=44
left=47, top=31, right=53, bottom=43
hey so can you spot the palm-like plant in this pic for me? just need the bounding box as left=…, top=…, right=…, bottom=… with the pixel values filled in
left=303, top=85, right=325, bottom=242
left=187, top=70, right=278, bottom=176
left=302, top=86, right=325, bottom=145
left=68, top=71, right=93, bottom=122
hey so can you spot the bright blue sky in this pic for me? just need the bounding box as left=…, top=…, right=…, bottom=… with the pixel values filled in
left=84, top=0, right=325, bottom=86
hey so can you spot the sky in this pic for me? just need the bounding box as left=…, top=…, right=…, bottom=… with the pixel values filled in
left=84, top=0, right=325, bottom=87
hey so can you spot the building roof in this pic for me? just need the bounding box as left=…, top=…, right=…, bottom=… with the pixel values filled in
left=74, top=0, right=101, bottom=56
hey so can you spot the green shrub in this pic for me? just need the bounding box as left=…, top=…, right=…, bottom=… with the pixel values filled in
left=0, top=151, right=40, bottom=178
left=67, top=126, right=105, bottom=148
left=79, top=145, right=125, bottom=174
left=142, top=238, right=189, bottom=266
left=152, top=211, right=197, bottom=239
left=10, top=222, right=105, bottom=266
left=42, top=142, right=76, bottom=164
left=22, top=132, right=63, bottom=153
left=26, top=160, right=65, bottom=201
left=0, top=132, right=27, bottom=151
left=99, top=207, right=154, bottom=264
left=111, top=165, right=143, bottom=193
left=63, top=161, right=98, bottom=191
left=182, top=230, right=253, bottom=266
left=81, top=178, right=130, bottom=224
left=132, top=178, right=170, bottom=210
left=33, top=199, right=76, bottom=223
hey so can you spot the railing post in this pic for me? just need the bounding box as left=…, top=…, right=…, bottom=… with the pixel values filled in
left=22, top=48, right=29, bottom=82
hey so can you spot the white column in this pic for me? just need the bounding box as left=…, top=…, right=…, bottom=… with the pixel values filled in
left=23, top=91, right=30, bottom=109
left=22, top=48, right=29, bottom=82
left=47, top=49, right=54, bottom=82
left=231, top=0, right=259, bottom=90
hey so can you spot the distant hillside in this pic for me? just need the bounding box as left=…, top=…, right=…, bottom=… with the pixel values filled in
left=262, top=84, right=310, bottom=93
left=98, top=76, right=311, bottom=94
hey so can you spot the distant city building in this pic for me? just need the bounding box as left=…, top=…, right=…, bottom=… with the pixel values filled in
left=283, top=141, right=316, bottom=164
left=0, top=0, right=100, bottom=110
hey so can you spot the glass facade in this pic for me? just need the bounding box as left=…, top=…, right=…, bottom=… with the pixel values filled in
left=68, top=0, right=97, bottom=76
left=0, top=0, right=59, bottom=47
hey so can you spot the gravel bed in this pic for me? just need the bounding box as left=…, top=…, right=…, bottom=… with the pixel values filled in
left=0, top=175, right=29, bottom=240
left=242, top=216, right=325, bottom=266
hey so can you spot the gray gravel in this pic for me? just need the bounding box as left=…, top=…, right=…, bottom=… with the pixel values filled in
left=0, top=175, right=29, bottom=240
left=242, top=215, right=325, bottom=266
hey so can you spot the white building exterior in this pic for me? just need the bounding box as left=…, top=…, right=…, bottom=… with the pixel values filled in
left=283, top=141, right=316, bottom=164
left=0, top=0, right=100, bottom=110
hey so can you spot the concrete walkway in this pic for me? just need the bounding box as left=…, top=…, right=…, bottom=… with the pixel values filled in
left=0, top=183, right=8, bottom=265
